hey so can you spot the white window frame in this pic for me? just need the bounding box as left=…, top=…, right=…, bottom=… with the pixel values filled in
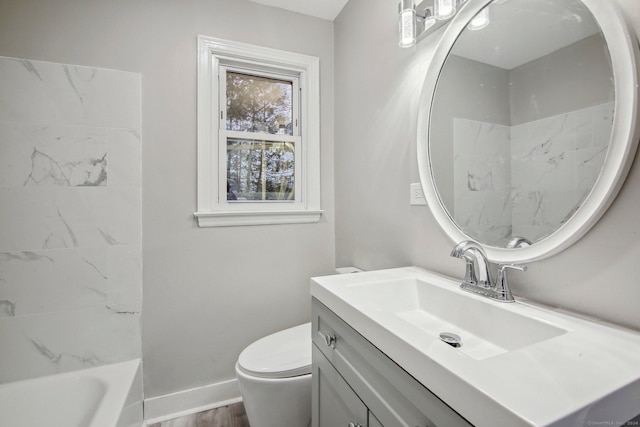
left=195, top=35, right=322, bottom=227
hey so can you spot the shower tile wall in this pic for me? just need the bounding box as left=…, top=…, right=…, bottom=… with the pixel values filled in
left=453, top=101, right=613, bottom=246
left=510, top=102, right=613, bottom=241
left=453, top=118, right=512, bottom=246
left=0, top=57, right=142, bottom=383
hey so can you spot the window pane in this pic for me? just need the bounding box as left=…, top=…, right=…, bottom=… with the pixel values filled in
left=226, top=138, right=295, bottom=201
left=226, top=72, right=293, bottom=135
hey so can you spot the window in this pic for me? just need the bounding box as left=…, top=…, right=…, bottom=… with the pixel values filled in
left=195, top=36, right=322, bottom=227
left=223, top=70, right=297, bottom=202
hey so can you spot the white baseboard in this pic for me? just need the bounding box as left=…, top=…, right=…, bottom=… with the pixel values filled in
left=143, top=378, right=241, bottom=423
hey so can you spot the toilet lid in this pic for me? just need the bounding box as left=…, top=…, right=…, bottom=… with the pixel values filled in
left=238, top=323, right=311, bottom=379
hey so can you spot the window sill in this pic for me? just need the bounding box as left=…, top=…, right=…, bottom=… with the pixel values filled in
left=194, top=209, right=323, bottom=227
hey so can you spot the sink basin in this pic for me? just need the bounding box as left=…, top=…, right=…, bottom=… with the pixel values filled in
left=350, top=277, right=566, bottom=360
left=311, top=266, right=640, bottom=427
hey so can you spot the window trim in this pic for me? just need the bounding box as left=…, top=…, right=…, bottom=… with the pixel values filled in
left=195, top=35, right=322, bottom=227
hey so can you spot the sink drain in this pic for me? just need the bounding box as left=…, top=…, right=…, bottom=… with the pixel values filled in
left=439, top=332, right=461, bottom=348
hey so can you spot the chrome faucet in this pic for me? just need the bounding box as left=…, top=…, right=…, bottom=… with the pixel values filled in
left=506, top=236, right=532, bottom=249
left=450, top=240, right=526, bottom=302
left=450, top=240, right=491, bottom=288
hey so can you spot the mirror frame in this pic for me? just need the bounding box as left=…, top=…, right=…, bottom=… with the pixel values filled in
left=417, top=0, right=640, bottom=263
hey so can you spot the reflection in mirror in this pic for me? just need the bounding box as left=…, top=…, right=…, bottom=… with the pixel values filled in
left=429, top=0, right=614, bottom=247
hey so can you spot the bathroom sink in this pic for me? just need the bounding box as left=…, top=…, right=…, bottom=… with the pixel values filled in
left=344, top=277, right=566, bottom=360
left=311, top=267, right=640, bottom=427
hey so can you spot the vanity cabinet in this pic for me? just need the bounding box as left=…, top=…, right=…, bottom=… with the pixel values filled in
left=312, top=298, right=472, bottom=427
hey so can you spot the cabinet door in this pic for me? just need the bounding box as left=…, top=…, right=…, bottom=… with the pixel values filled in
left=312, top=345, right=367, bottom=427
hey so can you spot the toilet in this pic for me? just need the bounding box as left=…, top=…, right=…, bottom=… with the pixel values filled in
left=235, top=323, right=312, bottom=427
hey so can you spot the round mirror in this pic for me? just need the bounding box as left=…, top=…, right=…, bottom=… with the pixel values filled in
left=418, top=0, right=640, bottom=263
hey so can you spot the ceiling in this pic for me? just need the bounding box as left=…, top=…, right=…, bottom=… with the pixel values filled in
left=247, top=0, right=349, bottom=21
left=453, top=0, right=601, bottom=70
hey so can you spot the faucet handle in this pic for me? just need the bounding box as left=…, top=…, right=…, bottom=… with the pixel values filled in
left=498, top=264, right=527, bottom=274
left=495, top=264, right=527, bottom=302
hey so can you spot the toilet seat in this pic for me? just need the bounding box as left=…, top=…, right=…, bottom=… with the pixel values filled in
left=237, top=323, right=311, bottom=379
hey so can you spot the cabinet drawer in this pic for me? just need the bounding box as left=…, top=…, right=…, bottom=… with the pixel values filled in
left=312, top=298, right=472, bottom=427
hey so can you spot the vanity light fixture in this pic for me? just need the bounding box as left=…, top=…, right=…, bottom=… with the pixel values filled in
left=398, top=0, right=489, bottom=48
left=398, top=0, right=437, bottom=47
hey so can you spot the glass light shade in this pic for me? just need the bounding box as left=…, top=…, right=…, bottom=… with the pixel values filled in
left=422, top=8, right=437, bottom=30
left=398, top=0, right=416, bottom=48
left=434, top=0, right=456, bottom=20
left=467, top=7, right=490, bottom=30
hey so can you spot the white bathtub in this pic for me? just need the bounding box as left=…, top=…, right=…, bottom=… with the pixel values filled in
left=0, top=359, right=142, bottom=427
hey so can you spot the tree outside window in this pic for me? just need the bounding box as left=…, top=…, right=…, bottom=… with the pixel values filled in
left=224, top=71, right=296, bottom=201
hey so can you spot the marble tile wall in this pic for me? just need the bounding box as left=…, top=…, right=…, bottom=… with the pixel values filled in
left=453, top=118, right=512, bottom=246
left=453, top=102, right=612, bottom=246
left=0, top=57, right=142, bottom=383
left=510, top=102, right=613, bottom=242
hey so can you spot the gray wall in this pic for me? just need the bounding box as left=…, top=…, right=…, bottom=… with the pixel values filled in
left=510, top=33, right=614, bottom=125
left=335, top=0, right=640, bottom=331
left=0, top=0, right=335, bottom=398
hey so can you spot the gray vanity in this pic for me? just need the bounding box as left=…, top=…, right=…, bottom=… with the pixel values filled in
left=312, top=298, right=471, bottom=427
